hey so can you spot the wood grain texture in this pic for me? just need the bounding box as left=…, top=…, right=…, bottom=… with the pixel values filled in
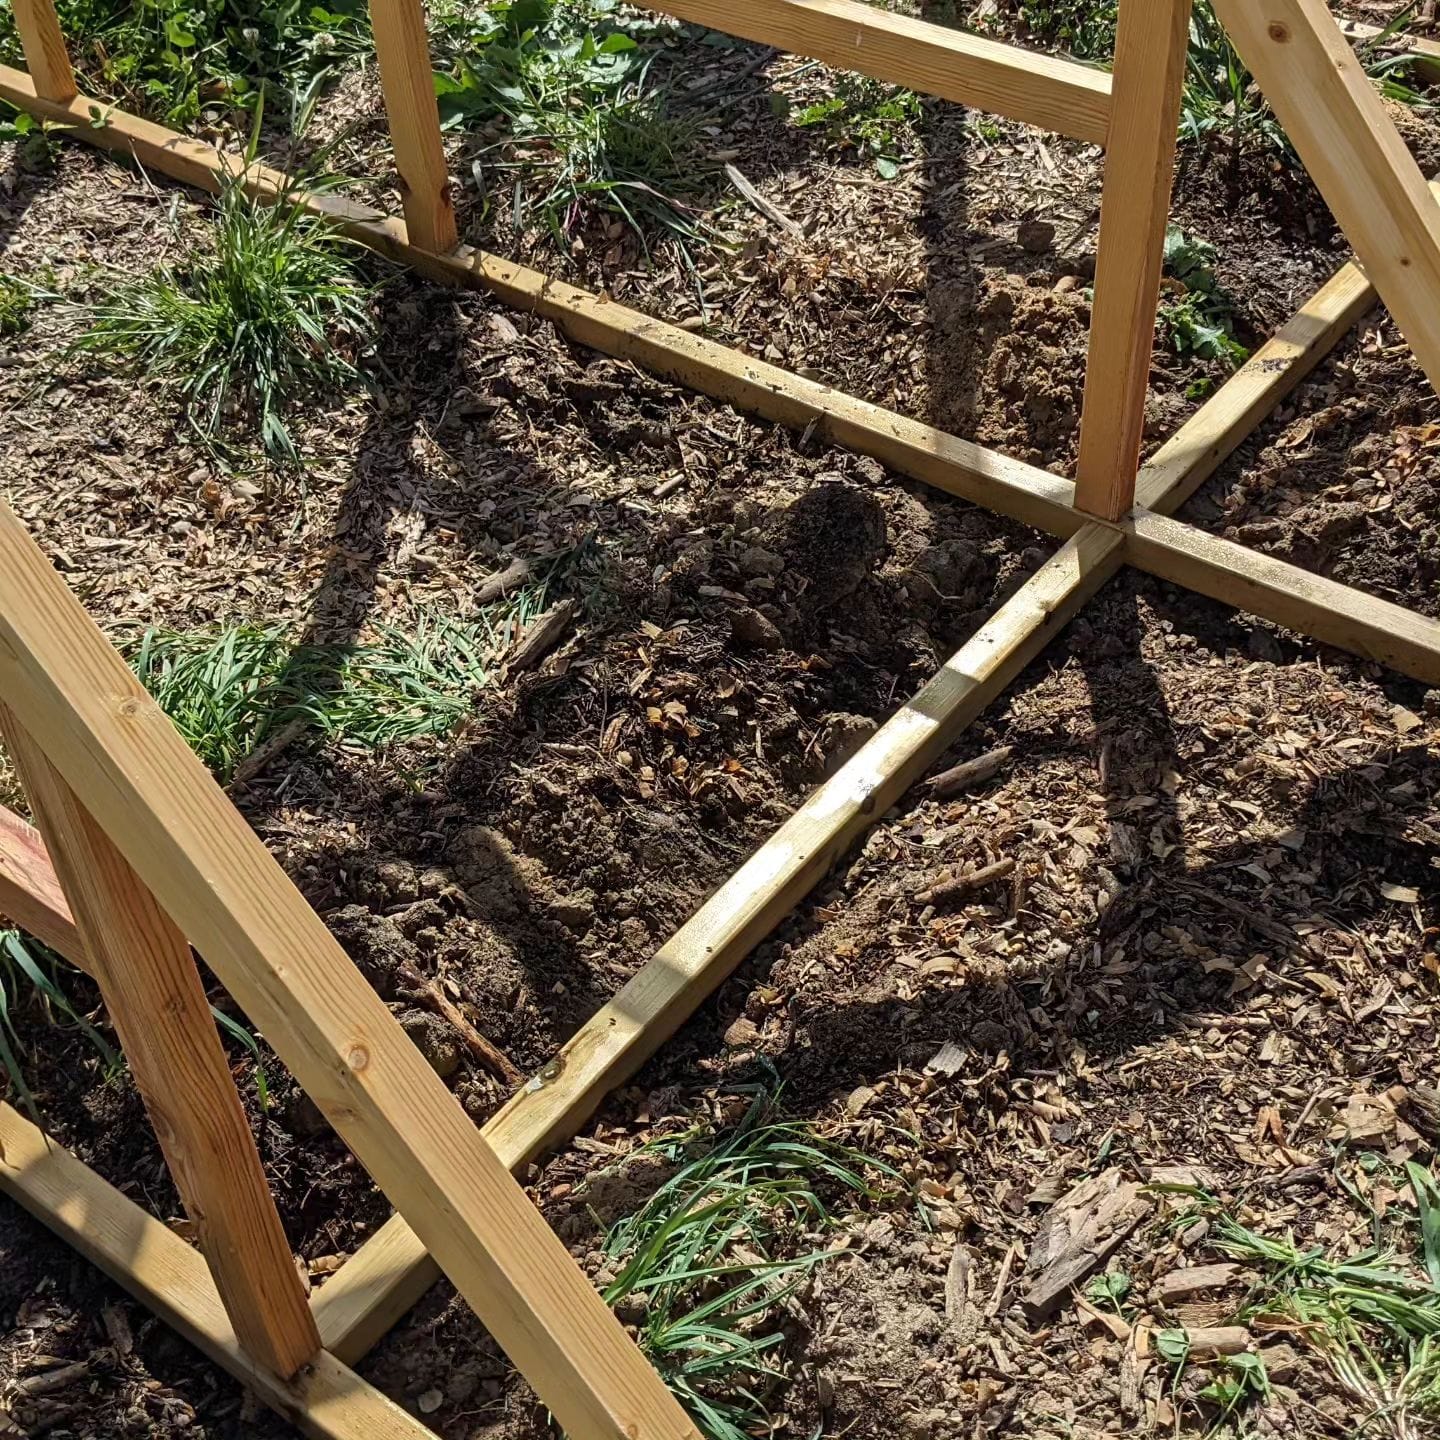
left=0, top=1101, right=450, bottom=1440
left=648, top=0, right=1111, bottom=144
left=368, top=0, right=457, bottom=252
left=0, top=802, right=84, bottom=963
left=313, top=522, right=1129, bottom=1356
left=0, top=65, right=1085, bottom=544
left=10, top=0, right=75, bottom=100
left=1073, top=0, right=1193, bottom=520
left=1212, top=0, right=1440, bottom=396
left=0, top=506, right=697, bottom=1440
left=1123, top=510, right=1440, bottom=684
left=0, top=709, right=321, bottom=1380
left=1134, top=259, right=1376, bottom=514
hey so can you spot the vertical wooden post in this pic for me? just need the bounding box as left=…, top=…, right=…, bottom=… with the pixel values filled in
left=10, top=0, right=76, bottom=102
left=368, top=0, right=458, bottom=252
left=0, top=708, right=322, bottom=1381
left=1211, top=0, right=1440, bottom=398
left=1073, top=0, right=1193, bottom=521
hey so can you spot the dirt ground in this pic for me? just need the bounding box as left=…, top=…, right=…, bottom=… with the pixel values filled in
left=2, top=6, right=1439, bottom=1440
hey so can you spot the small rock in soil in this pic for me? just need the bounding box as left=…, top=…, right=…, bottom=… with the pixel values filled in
left=547, top=893, right=596, bottom=934
left=737, top=544, right=784, bottom=577
left=730, top=605, right=783, bottom=650
left=1017, top=217, right=1056, bottom=253
left=400, top=1011, right=462, bottom=1080
left=326, top=904, right=419, bottom=999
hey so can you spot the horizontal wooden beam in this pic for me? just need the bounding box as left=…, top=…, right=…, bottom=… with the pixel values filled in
left=0, top=802, right=85, bottom=963
left=313, top=521, right=1128, bottom=1360
left=0, top=64, right=1084, bottom=545
left=1124, top=509, right=1440, bottom=683
left=645, top=0, right=1111, bottom=145
left=0, top=1100, right=445, bottom=1440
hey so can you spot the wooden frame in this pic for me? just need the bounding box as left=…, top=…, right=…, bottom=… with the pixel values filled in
left=4, top=1, right=1440, bottom=1436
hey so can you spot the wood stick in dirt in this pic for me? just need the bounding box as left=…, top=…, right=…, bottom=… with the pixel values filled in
left=929, top=745, right=1012, bottom=799
left=397, top=961, right=524, bottom=1087
left=723, top=163, right=804, bottom=237
left=915, top=857, right=1016, bottom=907
left=509, top=599, right=576, bottom=672
left=476, top=554, right=540, bottom=605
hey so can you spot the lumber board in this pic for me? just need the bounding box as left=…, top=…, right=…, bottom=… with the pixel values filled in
left=9, top=0, right=74, bottom=100
left=312, top=522, right=1129, bottom=1356
left=1211, top=0, right=1440, bottom=398
left=368, top=0, right=457, bottom=252
left=1073, top=0, right=1192, bottom=520
left=1123, top=509, right=1440, bottom=684
left=0, top=504, right=698, bottom=1440
left=0, top=708, right=321, bottom=1380
left=0, top=802, right=84, bottom=963
left=0, top=1101, right=450, bottom=1440
left=1337, top=17, right=1440, bottom=82
left=0, top=65, right=1084, bottom=545
left=1134, top=258, right=1376, bottom=514
left=646, top=0, right=1111, bottom=146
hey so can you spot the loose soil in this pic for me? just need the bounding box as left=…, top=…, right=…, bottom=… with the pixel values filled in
left=2, top=7, right=1439, bottom=1440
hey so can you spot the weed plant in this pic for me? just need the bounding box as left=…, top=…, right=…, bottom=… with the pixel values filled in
left=126, top=598, right=545, bottom=782
left=1158, top=225, right=1247, bottom=371
left=1149, top=1165, right=1440, bottom=1439
left=74, top=143, right=373, bottom=465
left=0, top=930, right=118, bottom=1118
left=0, top=0, right=368, bottom=127
left=434, top=0, right=711, bottom=252
left=790, top=72, right=921, bottom=179
left=595, top=1088, right=895, bottom=1440
left=0, top=270, right=34, bottom=336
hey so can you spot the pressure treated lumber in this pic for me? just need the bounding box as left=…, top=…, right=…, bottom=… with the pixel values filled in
left=0, top=707, right=322, bottom=1380
left=367, top=0, right=457, bottom=252
left=0, top=505, right=699, bottom=1440
left=1211, top=0, right=1440, bottom=398
left=0, top=1101, right=452, bottom=1440
left=0, top=65, right=1084, bottom=544
left=647, top=0, right=1111, bottom=146
left=1073, top=0, right=1192, bottom=521
left=313, top=523, right=1129, bottom=1356
left=1134, top=259, right=1376, bottom=514
left=309, top=246, right=1399, bottom=1363
left=1123, top=510, right=1440, bottom=684
left=0, top=803, right=83, bottom=962
left=9, top=0, right=74, bottom=100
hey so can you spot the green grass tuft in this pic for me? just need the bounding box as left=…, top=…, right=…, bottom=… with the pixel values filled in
left=0, top=930, right=119, bottom=1120
left=595, top=1088, right=895, bottom=1440
left=73, top=158, right=373, bottom=465
left=125, top=596, right=547, bottom=782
